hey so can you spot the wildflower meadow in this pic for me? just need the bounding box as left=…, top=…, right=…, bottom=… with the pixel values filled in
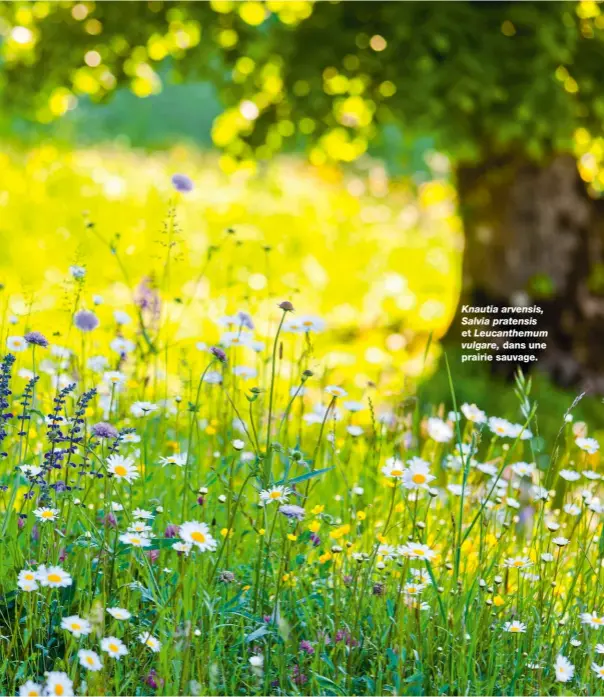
left=0, top=168, right=602, bottom=697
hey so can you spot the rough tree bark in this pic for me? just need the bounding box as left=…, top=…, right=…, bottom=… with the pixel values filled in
left=456, top=154, right=604, bottom=391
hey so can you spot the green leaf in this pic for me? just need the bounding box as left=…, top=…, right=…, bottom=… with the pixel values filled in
left=277, top=467, right=333, bottom=486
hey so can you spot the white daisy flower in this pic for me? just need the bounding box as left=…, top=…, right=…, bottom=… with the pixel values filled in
left=119, top=532, right=151, bottom=548
left=130, top=401, right=158, bottom=417
left=113, top=310, right=132, bottom=325
left=427, top=417, right=453, bottom=443
left=107, top=607, right=132, bottom=620
left=19, top=680, right=43, bottom=696
left=510, top=462, right=535, bottom=478
left=398, top=542, right=437, bottom=560
left=576, top=437, right=599, bottom=454
left=172, top=541, right=193, bottom=555
left=33, top=507, right=59, bottom=523
left=44, top=672, right=74, bottom=697
left=122, top=432, right=141, bottom=444
left=381, top=457, right=406, bottom=480
left=110, top=338, right=135, bottom=355
left=233, top=366, right=257, bottom=380
left=581, top=611, right=604, bottom=628
left=554, top=654, right=574, bottom=683
left=133, top=508, right=154, bottom=520
left=159, top=453, right=187, bottom=467
left=343, top=400, right=364, bottom=413
left=60, top=615, right=92, bottom=638
left=138, top=632, right=162, bottom=653
left=100, top=636, right=129, bottom=660
left=179, top=521, right=217, bottom=552
left=128, top=521, right=152, bottom=534
left=106, top=454, right=139, bottom=483
left=35, top=565, right=72, bottom=588
left=503, top=620, right=527, bottom=633
left=7, top=336, right=27, bottom=353
left=591, top=663, right=604, bottom=680
left=503, top=556, right=532, bottom=570
left=488, top=417, right=514, bottom=438
left=403, top=458, right=435, bottom=490
left=103, top=371, right=126, bottom=387
left=219, top=331, right=253, bottom=348
left=559, top=469, right=580, bottom=481
left=461, top=403, right=487, bottom=424
left=325, top=386, right=347, bottom=398
left=17, top=569, right=38, bottom=592
left=77, top=649, right=103, bottom=672
left=297, top=315, right=325, bottom=333
left=259, top=485, right=292, bottom=505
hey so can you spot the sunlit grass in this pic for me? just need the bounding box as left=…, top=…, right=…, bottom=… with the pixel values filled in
left=0, top=156, right=602, bottom=697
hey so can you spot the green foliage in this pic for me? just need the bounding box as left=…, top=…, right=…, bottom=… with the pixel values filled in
left=1, top=2, right=604, bottom=164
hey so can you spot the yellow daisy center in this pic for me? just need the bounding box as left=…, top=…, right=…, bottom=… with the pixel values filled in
left=391, top=469, right=403, bottom=477
left=269, top=491, right=281, bottom=499
left=71, top=623, right=81, bottom=630
left=42, top=511, right=54, bottom=518
left=55, top=686, right=64, bottom=696
left=412, top=473, right=427, bottom=484
left=191, top=531, right=206, bottom=544
left=109, top=643, right=119, bottom=653
left=48, top=573, right=62, bottom=583
left=114, top=465, right=127, bottom=477
left=86, top=657, right=94, bottom=665
left=414, top=549, right=425, bottom=556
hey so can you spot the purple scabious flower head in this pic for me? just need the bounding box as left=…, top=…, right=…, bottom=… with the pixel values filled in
left=279, top=504, right=305, bottom=521
left=24, top=331, right=48, bottom=348
left=145, top=669, right=164, bottom=690
left=236, top=310, right=254, bottom=331
left=74, top=309, right=99, bottom=332
left=146, top=549, right=160, bottom=563
left=292, top=665, right=308, bottom=686
left=278, top=301, right=294, bottom=313
left=171, top=173, right=194, bottom=193
left=309, top=533, right=321, bottom=547
left=210, top=346, right=227, bottom=363
left=372, top=582, right=385, bottom=596
left=164, top=523, right=180, bottom=538
left=135, top=277, right=161, bottom=319
left=102, top=512, right=117, bottom=528
left=299, top=640, right=315, bottom=655
left=92, top=422, right=119, bottom=439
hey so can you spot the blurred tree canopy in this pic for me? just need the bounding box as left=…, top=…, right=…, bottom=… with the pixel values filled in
left=3, top=0, right=604, bottom=387
left=1, top=1, right=603, bottom=165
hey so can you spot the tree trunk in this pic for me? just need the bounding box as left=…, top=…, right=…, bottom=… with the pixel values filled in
left=456, top=153, right=604, bottom=392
